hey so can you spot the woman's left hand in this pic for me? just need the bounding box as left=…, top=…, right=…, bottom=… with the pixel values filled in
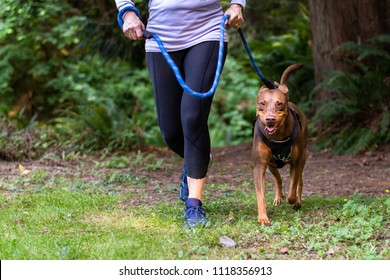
left=225, top=4, right=244, bottom=29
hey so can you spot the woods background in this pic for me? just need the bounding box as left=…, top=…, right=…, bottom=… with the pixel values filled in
left=1, top=0, right=389, bottom=160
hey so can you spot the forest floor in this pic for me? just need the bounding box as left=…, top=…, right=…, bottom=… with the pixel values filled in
left=1, top=142, right=389, bottom=203
left=1, top=141, right=389, bottom=260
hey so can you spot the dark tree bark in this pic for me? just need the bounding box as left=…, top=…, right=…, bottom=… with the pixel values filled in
left=308, top=0, right=390, bottom=100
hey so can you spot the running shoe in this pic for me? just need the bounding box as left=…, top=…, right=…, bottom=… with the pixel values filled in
left=184, top=205, right=207, bottom=227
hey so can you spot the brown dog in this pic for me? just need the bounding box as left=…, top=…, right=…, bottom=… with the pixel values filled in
left=252, top=64, right=308, bottom=226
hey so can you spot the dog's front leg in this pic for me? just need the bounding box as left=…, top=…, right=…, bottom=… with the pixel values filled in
left=253, top=161, right=270, bottom=225
left=290, top=154, right=306, bottom=208
left=268, top=165, right=283, bottom=205
left=287, top=163, right=301, bottom=209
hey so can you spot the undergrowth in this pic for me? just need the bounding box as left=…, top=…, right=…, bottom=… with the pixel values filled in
left=0, top=119, right=58, bottom=161
left=312, top=34, right=390, bottom=154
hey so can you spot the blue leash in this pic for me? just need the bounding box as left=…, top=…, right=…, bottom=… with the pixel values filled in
left=142, top=15, right=229, bottom=98
left=117, top=8, right=275, bottom=98
left=237, top=29, right=276, bottom=89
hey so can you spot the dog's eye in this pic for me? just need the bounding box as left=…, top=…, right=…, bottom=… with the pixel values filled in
left=276, top=102, right=285, bottom=110
left=258, top=101, right=266, bottom=111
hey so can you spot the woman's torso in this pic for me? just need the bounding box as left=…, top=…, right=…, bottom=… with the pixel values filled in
left=146, top=0, right=226, bottom=52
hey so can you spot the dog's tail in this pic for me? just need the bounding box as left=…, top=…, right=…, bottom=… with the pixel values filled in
left=280, top=64, right=303, bottom=85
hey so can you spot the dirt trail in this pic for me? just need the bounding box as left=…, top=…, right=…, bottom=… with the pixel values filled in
left=208, top=142, right=390, bottom=197
left=1, top=143, right=389, bottom=201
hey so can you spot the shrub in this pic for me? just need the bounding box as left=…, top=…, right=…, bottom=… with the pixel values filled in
left=312, top=34, right=390, bottom=154
left=50, top=56, right=161, bottom=152
left=0, top=118, right=57, bottom=160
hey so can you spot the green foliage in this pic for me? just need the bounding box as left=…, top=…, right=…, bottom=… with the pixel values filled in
left=329, top=198, right=384, bottom=245
left=49, top=56, right=161, bottom=152
left=312, top=34, right=390, bottom=154
left=0, top=0, right=160, bottom=156
left=0, top=0, right=87, bottom=117
left=0, top=0, right=313, bottom=154
left=245, top=1, right=309, bottom=37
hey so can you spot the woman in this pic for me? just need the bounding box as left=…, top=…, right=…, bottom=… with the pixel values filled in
left=115, top=0, right=245, bottom=227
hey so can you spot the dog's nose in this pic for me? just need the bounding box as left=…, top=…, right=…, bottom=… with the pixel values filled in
left=266, top=115, right=276, bottom=122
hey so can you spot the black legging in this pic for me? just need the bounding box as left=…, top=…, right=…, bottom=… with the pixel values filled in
left=146, top=41, right=228, bottom=179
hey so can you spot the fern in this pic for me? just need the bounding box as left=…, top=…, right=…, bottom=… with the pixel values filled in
left=55, top=102, right=125, bottom=151
left=313, top=34, right=390, bottom=153
left=379, top=107, right=390, bottom=142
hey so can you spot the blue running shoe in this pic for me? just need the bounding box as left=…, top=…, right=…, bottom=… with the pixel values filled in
left=184, top=198, right=207, bottom=227
left=179, top=165, right=188, bottom=201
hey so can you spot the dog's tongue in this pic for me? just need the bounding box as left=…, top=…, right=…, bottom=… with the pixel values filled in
left=265, top=126, right=277, bottom=134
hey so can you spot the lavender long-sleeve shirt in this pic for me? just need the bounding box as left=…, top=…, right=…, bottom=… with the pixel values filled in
left=115, top=0, right=246, bottom=52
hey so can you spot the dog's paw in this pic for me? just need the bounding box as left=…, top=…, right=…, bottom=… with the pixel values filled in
left=273, top=196, right=283, bottom=206
left=292, top=201, right=302, bottom=210
left=287, top=195, right=297, bottom=205
left=288, top=195, right=301, bottom=209
left=257, top=215, right=271, bottom=226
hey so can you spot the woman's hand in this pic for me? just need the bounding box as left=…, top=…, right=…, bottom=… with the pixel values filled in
left=122, top=11, right=145, bottom=40
left=225, top=4, right=244, bottom=29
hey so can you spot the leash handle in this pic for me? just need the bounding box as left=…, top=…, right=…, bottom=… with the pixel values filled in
left=142, top=14, right=231, bottom=98
left=237, top=29, right=276, bottom=89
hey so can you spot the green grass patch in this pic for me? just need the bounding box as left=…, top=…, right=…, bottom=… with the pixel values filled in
left=0, top=174, right=389, bottom=260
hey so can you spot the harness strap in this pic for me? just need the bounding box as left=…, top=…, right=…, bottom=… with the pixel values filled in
left=255, top=108, right=301, bottom=168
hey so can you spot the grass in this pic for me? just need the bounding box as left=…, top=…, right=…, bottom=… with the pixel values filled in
left=0, top=165, right=389, bottom=260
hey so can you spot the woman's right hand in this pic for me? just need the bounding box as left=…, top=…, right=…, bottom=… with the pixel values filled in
left=225, top=4, right=244, bottom=29
left=122, top=11, right=145, bottom=40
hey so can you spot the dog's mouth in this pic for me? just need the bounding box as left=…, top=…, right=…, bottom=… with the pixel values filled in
left=264, top=124, right=278, bottom=134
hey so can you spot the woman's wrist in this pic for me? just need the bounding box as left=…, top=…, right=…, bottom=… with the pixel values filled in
left=230, top=4, right=243, bottom=11
left=117, top=5, right=140, bottom=28
left=230, top=4, right=243, bottom=9
left=123, top=10, right=136, bottom=21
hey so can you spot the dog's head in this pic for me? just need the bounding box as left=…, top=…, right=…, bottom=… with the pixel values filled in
left=256, top=84, right=289, bottom=136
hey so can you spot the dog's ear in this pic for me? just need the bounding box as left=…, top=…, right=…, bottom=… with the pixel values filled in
left=278, top=84, right=289, bottom=95
left=274, top=82, right=288, bottom=94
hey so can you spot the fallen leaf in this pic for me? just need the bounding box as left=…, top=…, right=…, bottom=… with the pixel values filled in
left=280, top=247, right=289, bottom=254
left=327, top=248, right=335, bottom=256
left=225, top=211, right=234, bottom=222
left=18, top=164, right=31, bottom=176
left=219, top=236, right=236, bottom=248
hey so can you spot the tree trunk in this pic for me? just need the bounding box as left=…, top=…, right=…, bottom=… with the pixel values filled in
left=308, top=0, right=390, bottom=100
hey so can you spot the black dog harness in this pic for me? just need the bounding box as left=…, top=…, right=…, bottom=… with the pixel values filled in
left=254, top=108, right=301, bottom=169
